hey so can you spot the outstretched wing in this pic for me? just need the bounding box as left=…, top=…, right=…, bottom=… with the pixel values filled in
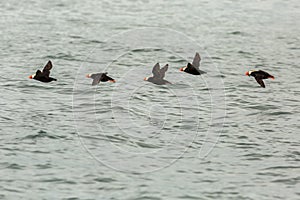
left=91, top=73, right=103, bottom=86
left=42, top=60, right=53, bottom=77
left=152, top=63, right=161, bottom=78
left=159, top=64, right=168, bottom=79
left=192, top=52, right=201, bottom=69
left=34, top=70, right=42, bottom=78
left=255, top=77, right=265, bottom=88
left=101, top=74, right=114, bottom=82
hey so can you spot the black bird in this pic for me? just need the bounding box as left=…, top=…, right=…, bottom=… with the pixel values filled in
left=245, top=70, right=275, bottom=88
left=86, top=73, right=115, bottom=86
left=29, top=60, right=57, bottom=82
left=180, top=52, right=206, bottom=75
left=144, top=63, right=171, bottom=85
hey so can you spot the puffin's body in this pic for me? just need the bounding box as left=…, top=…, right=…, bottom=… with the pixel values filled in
left=144, top=63, right=171, bottom=85
left=245, top=70, right=274, bottom=88
left=180, top=52, right=206, bottom=75
left=86, top=73, right=115, bottom=86
left=29, top=60, right=57, bottom=82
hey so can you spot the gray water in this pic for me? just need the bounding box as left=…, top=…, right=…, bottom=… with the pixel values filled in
left=1, top=0, right=300, bottom=199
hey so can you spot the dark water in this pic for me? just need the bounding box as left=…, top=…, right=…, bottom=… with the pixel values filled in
left=1, top=0, right=300, bottom=199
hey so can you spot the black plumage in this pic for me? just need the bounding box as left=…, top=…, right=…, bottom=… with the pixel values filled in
left=29, top=60, right=57, bottom=82
left=180, top=52, right=206, bottom=75
left=246, top=70, right=275, bottom=88
left=87, top=73, right=115, bottom=86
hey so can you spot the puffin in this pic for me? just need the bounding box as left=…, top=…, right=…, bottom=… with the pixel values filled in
left=245, top=70, right=275, bottom=88
left=29, top=60, right=57, bottom=82
left=179, top=52, right=206, bottom=75
left=144, top=63, right=171, bottom=85
left=86, top=73, right=116, bottom=86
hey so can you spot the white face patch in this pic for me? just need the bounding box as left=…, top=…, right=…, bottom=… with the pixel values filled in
left=248, top=70, right=253, bottom=75
left=31, top=74, right=36, bottom=78
left=183, top=67, right=187, bottom=71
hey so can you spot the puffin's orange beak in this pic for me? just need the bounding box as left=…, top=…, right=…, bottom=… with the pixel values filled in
left=144, top=77, right=147, bottom=81
left=245, top=71, right=249, bottom=76
left=86, top=74, right=90, bottom=78
left=109, top=80, right=116, bottom=83
left=179, top=67, right=184, bottom=71
left=29, top=75, right=33, bottom=79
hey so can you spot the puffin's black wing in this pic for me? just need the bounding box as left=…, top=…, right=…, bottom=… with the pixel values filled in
left=258, top=70, right=273, bottom=79
left=152, top=63, right=160, bottom=78
left=90, top=73, right=103, bottom=86
left=42, top=60, right=53, bottom=77
left=159, top=64, right=168, bottom=79
left=36, top=70, right=42, bottom=76
left=192, top=52, right=201, bottom=69
left=101, top=74, right=114, bottom=82
left=255, top=77, right=265, bottom=88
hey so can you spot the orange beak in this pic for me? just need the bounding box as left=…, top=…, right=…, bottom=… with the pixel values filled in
left=179, top=67, right=184, bottom=71
left=86, top=74, right=90, bottom=78
left=245, top=71, right=249, bottom=76
left=29, top=75, right=33, bottom=79
left=144, top=77, right=147, bottom=81
left=109, top=80, right=116, bottom=83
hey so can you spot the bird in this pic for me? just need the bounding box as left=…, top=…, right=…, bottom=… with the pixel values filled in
left=144, top=63, right=171, bottom=85
left=245, top=70, right=275, bottom=88
left=29, top=60, right=57, bottom=82
left=179, top=52, right=206, bottom=75
left=86, top=73, right=115, bottom=86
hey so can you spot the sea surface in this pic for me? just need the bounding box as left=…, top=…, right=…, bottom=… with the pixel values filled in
left=0, top=0, right=299, bottom=199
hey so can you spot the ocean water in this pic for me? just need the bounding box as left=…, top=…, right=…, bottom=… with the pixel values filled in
left=0, top=0, right=299, bottom=199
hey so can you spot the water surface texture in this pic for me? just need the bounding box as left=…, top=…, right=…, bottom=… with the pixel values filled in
left=1, top=0, right=299, bottom=199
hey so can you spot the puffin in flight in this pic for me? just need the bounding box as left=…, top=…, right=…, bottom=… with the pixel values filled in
left=144, top=63, right=171, bottom=85
left=86, top=73, right=116, bottom=86
left=29, top=60, right=57, bottom=82
left=180, top=52, right=206, bottom=75
left=245, top=70, right=275, bottom=88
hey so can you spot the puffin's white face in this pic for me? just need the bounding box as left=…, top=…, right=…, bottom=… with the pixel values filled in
left=248, top=70, right=253, bottom=75
left=144, top=77, right=149, bottom=81
left=31, top=74, right=36, bottom=78
left=179, top=66, right=187, bottom=72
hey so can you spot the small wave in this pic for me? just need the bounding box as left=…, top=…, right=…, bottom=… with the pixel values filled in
left=136, top=141, right=160, bottom=149
left=229, top=31, right=243, bottom=35
left=271, top=177, right=300, bottom=185
left=263, top=166, right=300, bottom=170
left=131, top=48, right=163, bottom=53
left=21, top=130, right=60, bottom=140
left=93, top=177, right=116, bottom=183
left=81, top=39, right=104, bottom=45
left=6, top=163, right=25, bottom=170
left=45, top=53, right=83, bottom=62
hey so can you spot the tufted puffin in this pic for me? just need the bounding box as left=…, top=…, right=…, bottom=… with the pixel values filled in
left=29, top=60, right=57, bottom=82
left=179, top=52, right=206, bottom=75
left=144, top=63, right=171, bottom=85
left=86, top=73, right=115, bottom=86
left=245, top=70, right=275, bottom=88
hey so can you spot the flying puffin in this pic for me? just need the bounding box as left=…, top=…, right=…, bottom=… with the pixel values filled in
left=179, top=52, right=206, bottom=75
left=245, top=70, right=275, bottom=88
left=29, top=60, right=57, bottom=82
left=144, top=63, right=171, bottom=85
left=86, top=73, right=115, bottom=86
